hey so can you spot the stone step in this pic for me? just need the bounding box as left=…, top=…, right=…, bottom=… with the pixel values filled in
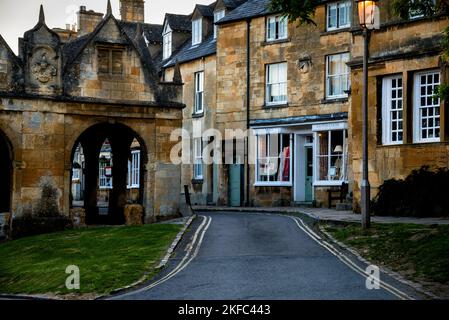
left=292, top=201, right=315, bottom=208
left=336, top=202, right=353, bottom=211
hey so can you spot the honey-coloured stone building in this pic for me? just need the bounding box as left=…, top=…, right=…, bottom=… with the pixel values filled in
left=0, top=0, right=185, bottom=225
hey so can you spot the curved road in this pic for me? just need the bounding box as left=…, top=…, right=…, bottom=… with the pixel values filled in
left=112, top=212, right=418, bottom=300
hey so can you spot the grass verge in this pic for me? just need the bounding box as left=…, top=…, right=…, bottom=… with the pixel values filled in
left=0, top=223, right=182, bottom=297
left=324, top=223, right=449, bottom=298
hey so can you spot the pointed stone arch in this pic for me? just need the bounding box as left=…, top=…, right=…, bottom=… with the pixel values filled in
left=69, top=122, right=149, bottom=225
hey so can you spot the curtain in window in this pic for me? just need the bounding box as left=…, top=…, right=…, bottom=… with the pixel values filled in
left=319, top=132, right=329, bottom=181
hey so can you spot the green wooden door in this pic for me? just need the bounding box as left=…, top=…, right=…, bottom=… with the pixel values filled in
left=305, top=147, right=313, bottom=202
left=229, top=164, right=242, bottom=207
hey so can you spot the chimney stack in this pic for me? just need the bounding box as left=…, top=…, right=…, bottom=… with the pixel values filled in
left=120, top=0, right=145, bottom=23
left=77, top=6, right=104, bottom=37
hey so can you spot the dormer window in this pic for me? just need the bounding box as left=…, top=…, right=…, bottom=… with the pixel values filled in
left=163, top=24, right=172, bottom=60
left=192, top=18, right=202, bottom=46
left=214, top=10, right=225, bottom=39
left=98, top=47, right=123, bottom=75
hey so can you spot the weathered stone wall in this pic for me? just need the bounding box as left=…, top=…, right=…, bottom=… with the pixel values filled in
left=77, top=8, right=103, bottom=37
left=165, top=55, right=217, bottom=205
left=66, top=19, right=157, bottom=102
left=350, top=14, right=449, bottom=211
left=0, top=97, right=183, bottom=221
left=216, top=5, right=352, bottom=206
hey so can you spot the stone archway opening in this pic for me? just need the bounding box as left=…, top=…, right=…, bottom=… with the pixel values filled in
left=70, top=123, right=147, bottom=225
left=0, top=130, right=12, bottom=213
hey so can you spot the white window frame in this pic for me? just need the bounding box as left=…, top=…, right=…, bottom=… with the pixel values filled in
left=162, top=24, right=172, bottom=60
left=193, top=138, right=203, bottom=180
left=314, top=127, right=349, bottom=186
left=99, top=161, right=113, bottom=189
left=194, top=71, right=204, bottom=114
left=192, top=19, right=202, bottom=46
left=127, top=150, right=140, bottom=189
left=214, top=9, right=225, bottom=39
left=266, top=14, right=288, bottom=42
left=382, top=75, right=404, bottom=145
left=326, top=1, right=352, bottom=31
left=255, top=133, right=293, bottom=187
left=413, top=70, right=441, bottom=143
left=326, top=52, right=350, bottom=99
left=266, top=62, right=288, bottom=106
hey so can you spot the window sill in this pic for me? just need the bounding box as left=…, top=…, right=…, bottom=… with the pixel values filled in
left=254, top=182, right=292, bottom=187
left=314, top=181, right=347, bottom=187
left=262, top=38, right=291, bottom=46
left=264, top=103, right=289, bottom=109
left=192, top=111, right=205, bottom=118
left=320, top=27, right=352, bottom=36
left=321, top=97, right=348, bottom=104
left=192, top=179, right=204, bottom=185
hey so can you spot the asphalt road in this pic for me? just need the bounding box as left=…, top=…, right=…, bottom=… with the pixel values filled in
left=112, top=212, right=415, bottom=300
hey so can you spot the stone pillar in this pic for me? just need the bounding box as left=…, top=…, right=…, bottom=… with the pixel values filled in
left=82, top=141, right=100, bottom=224
left=108, top=134, right=132, bottom=225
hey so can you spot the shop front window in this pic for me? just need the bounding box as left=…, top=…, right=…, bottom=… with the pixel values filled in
left=316, top=130, right=348, bottom=183
left=256, top=133, right=292, bottom=185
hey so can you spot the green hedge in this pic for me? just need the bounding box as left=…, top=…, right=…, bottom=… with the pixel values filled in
left=372, top=166, right=449, bottom=217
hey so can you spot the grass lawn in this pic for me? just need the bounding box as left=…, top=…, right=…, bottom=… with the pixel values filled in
left=324, top=223, right=449, bottom=297
left=0, top=223, right=182, bottom=297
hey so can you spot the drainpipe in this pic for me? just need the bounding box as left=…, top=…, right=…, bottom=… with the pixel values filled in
left=245, top=18, right=251, bottom=207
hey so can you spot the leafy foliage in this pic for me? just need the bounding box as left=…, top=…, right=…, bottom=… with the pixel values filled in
left=392, top=0, right=439, bottom=20
left=269, top=0, right=319, bottom=25
left=372, top=166, right=449, bottom=217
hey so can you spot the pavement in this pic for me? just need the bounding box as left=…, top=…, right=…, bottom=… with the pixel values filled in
left=109, top=211, right=424, bottom=300
left=193, top=206, right=449, bottom=225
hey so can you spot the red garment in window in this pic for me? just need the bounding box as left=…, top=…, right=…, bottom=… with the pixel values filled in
left=282, top=146, right=290, bottom=181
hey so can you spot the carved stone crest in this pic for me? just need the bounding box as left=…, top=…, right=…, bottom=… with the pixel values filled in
left=298, top=55, right=313, bottom=74
left=31, top=52, right=57, bottom=83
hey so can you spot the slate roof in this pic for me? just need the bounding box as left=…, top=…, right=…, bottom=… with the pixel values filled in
left=195, top=4, right=215, bottom=17
left=165, top=14, right=192, bottom=32
left=163, top=35, right=217, bottom=68
left=119, top=21, right=163, bottom=44
left=217, top=0, right=272, bottom=24
left=62, top=34, right=90, bottom=69
left=222, top=0, right=250, bottom=10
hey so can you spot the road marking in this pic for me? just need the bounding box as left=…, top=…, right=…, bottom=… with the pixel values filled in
left=290, top=216, right=414, bottom=300
left=115, top=215, right=212, bottom=298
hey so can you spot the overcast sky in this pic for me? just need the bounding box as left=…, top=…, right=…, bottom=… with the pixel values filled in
left=0, top=0, right=213, bottom=54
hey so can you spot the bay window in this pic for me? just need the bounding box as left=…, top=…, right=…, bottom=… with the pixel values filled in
left=266, top=62, right=287, bottom=105
left=256, top=133, right=292, bottom=185
left=326, top=53, right=350, bottom=99
left=315, top=129, right=348, bottom=184
left=327, top=1, right=352, bottom=31
left=414, top=70, right=440, bottom=143
left=382, top=75, right=404, bottom=145
left=266, top=15, right=288, bottom=42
